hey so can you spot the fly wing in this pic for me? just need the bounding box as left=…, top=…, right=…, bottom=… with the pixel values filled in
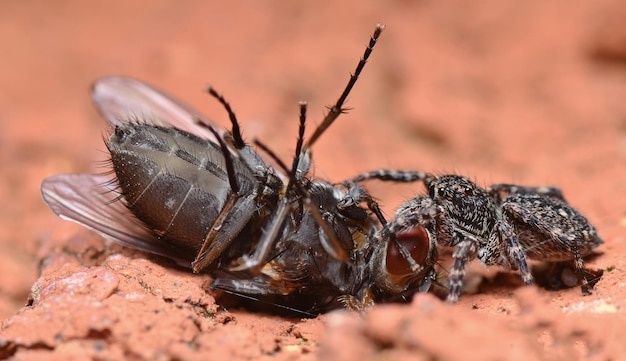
left=41, top=174, right=193, bottom=268
left=93, top=76, right=287, bottom=180
left=92, top=76, right=224, bottom=143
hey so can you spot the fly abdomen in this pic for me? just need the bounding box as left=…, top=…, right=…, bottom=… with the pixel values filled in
left=107, top=123, right=252, bottom=255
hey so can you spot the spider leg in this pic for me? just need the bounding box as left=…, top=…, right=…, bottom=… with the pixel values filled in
left=447, top=237, right=479, bottom=303
left=497, top=220, right=534, bottom=285
left=500, top=193, right=601, bottom=295
left=574, top=247, right=592, bottom=295
left=345, top=170, right=432, bottom=185
left=488, top=184, right=565, bottom=201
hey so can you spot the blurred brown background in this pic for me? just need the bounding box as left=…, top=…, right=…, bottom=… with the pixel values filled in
left=1, top=1, right=626, bottom=358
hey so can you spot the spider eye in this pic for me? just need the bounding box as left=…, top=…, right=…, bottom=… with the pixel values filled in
left=386, top=226, right=430, bottom=276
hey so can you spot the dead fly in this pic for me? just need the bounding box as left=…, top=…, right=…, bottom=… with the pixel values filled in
left=41, top=25, right=435, bottom=314
left=347, top=170, right=604, bottom=303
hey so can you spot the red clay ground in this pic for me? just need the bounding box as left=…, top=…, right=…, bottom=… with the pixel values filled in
left=2, top=1, right=626, bottom=360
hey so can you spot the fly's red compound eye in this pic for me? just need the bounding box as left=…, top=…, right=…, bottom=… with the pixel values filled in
left=385, top=226, right=430, bottom=276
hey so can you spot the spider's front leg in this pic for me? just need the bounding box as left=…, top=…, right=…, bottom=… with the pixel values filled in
left=418, top=202, right=483, bottom=303
left=447, top=236, right=480, bottom=303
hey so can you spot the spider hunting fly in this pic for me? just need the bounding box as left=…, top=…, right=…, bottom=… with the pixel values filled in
left=348, top=170, right=604, bottom=303
left=40, top=25, right=437, bottom=314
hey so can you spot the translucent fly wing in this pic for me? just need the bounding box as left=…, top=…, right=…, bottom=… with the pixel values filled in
left=92, top=76, right=224, bottom=142
left=41, top=174, right=192, bottom=268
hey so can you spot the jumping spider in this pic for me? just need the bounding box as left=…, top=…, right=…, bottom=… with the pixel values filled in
left=349, top=170, right=604, bottom=303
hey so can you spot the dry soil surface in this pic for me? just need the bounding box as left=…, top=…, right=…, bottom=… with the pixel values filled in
left=1, top=1, right=626, bottom=360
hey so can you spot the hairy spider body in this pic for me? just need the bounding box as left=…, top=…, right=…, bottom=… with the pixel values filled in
left=489, top=184, right=603, bottom=295
left=350, top=170, right=603, bottom=303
